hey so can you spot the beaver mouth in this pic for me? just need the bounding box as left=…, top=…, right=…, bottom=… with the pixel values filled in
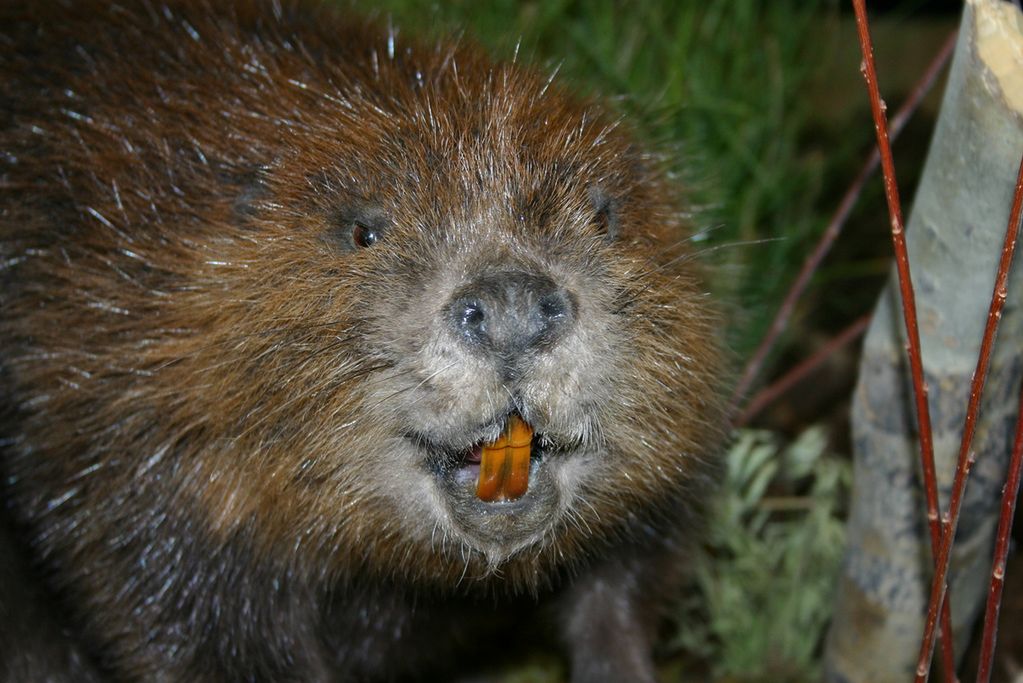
left=405, top=412, right=576, bottom=504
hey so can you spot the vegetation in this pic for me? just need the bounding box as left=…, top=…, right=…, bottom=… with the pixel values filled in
left=671, top=428, right=850, bottom=681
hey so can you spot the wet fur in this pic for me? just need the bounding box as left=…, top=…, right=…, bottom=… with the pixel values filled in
left=0, top=1, right=724, bottom=681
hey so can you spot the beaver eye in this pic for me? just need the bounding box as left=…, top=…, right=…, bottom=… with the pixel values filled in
left=352, top=222, right=380, bottom=248
left=326, top=204, right=389, bottom=252
left=593, top=203, right=614, bottom=238
left=588, top=186, right=620, bottom=242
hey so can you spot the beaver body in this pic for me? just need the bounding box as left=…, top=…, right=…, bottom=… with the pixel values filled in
left=0, top=2, right=723, bottom=681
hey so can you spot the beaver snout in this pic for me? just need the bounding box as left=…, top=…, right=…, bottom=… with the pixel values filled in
left=447, top=271, right=576, bottom=358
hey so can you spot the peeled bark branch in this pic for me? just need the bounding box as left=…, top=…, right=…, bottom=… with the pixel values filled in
left=824, top=1, right=1023, bottom=681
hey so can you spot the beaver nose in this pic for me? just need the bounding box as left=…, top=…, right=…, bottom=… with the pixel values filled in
left=447, top=271, right=575, bottom=356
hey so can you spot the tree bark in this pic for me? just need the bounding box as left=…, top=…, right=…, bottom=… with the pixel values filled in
left=824, top=1, right=1023, bottom=681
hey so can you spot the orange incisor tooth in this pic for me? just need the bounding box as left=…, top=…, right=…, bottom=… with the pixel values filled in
left=475, top=431, right=508, bottom=502
left=475, top=415, right=532, bottom=502
left=503, top=415, right=531, bottom=499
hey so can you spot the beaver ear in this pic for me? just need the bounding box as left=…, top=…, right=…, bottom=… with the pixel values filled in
left=587, top=186, right=620, bottom=242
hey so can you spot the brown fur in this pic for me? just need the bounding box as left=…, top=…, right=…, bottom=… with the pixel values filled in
left=0, top=2, right=725, bottom=681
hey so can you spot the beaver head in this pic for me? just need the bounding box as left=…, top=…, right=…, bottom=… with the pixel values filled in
left=238, top=53, right=724, bottom=583
left=0, top=5, right=723, bottom=594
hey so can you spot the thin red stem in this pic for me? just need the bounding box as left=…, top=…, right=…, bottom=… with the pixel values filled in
left=975, top=378, right=1023, bottom=683
left=729, top=29, right=957, bottom=414
left=735, top=314, right=870, bottom=426
left=916, top=152, right=1023, bottom=683
left=850, top=1, right=957, bottom=680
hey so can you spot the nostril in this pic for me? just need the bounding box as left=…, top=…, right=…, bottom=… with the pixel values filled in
left=461, top=302, right=485, bottom=329
left=538, top=292, right=568, bottom=322
left=453, top=298, right=488, bottom=345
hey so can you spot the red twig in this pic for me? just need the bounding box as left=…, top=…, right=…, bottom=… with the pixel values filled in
left=916, top=152, right=1023, bottom=683
left=976, top=378, right=1023, bottom=683
left=850, top=1, right=957, bottom=679
left=735, top=314, right=870, bottom=427
left=728, top=29, right=957, bottom=414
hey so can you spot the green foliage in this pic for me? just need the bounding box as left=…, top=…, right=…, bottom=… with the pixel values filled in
left=672, top=428, right=851, bottom=681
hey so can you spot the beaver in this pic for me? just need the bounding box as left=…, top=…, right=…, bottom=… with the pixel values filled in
left=0, top=1, right=725, bottom=681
